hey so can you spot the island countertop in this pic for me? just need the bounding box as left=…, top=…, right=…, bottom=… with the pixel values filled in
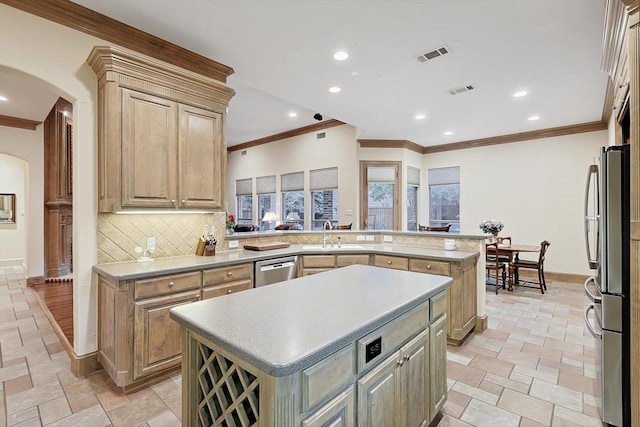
left=169, top=264, right=452, bottom=377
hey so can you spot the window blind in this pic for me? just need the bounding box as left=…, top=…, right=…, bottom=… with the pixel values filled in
left=407, top=167, right=421, bottom=186
left=236, top=178, right=252, bottom=196
left=428, top=167, right=460, bottom=185
left=310, top=167, right=338, bottom=190
left=367, top=166, right=396, bottom=183
left=256, top=175, right=276, bottom=194
left=281, top=171, right=304, bottom=192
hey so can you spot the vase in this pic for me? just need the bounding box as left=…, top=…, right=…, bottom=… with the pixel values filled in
left=226, top=228, right=234, bottom=236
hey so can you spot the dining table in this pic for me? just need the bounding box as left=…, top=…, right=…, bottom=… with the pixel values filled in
left=487, top=242, right=541, bottom=291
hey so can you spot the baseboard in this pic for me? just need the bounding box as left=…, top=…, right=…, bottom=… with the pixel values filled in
left=0, top=258, right=24, bottom=267
left=70, top=351, right=101, bottom=377
left=27, top=275, right=45, bottom=287
left=475, top=314, right=488, bottom=333
left=517, top=270, right=589, bottom=283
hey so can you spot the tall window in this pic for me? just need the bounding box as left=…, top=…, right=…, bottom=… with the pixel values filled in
left=235, top=178, right=253, bottom=225
left=281, top=172, right=304, bottom=228
left=310, top=167, right=339, bottom=230
left=428, top=167, right=460, bottom=233
left=407, top=167, right=420, bottom=231
left=257, top=175, right=276, bottom=230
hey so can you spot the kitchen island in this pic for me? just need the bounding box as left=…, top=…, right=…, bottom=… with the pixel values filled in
left=170, top=264, right=451, bottom=426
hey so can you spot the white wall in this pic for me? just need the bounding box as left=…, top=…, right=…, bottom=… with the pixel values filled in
left=424, top=130, right=607, bottom=275
left=1, top=5, right=100, bottom=355
left=0, top=152, right=28, bottom=266
left=227, top=124, right=360, bottom=227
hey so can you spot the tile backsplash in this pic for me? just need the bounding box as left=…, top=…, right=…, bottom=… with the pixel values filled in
left=97, top=212, right=227, bottom=264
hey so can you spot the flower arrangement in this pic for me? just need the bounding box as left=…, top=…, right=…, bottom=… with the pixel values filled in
left=479, top=219, right=504, bottom=235
left=226, top=213, right=236, bottom=231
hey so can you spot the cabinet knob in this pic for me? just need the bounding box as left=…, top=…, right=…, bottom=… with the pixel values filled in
left=388, top=260, right=392, bottom=265
left=426, top=265, right=431, bottom=270
left=171, top=199, right=176, bottom=203
left=404, top=354, right=411, bottom=362
left=168, top=281, right=174, bottom=287
left=181, top=199, right=186, bottom=203
left=227, top=272, right=233, bottom=277
left=397, top=358, right=404, bottom=367
left=227, top=290, right=232, bottom=294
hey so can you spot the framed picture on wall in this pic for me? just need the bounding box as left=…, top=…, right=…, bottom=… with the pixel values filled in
left=0, top=193, right=16, bottom=224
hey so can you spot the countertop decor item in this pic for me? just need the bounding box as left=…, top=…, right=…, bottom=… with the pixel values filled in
left=479, top=219, right=504, bottom=236
left=226, top=213, right=235, bottom=234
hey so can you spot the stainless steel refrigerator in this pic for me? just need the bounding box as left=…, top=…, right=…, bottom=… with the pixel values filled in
left=583, top=144, right=630, bottom=427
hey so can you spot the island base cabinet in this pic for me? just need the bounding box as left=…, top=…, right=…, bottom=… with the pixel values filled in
left=302, top=386, right=355, bottom=427
left=430, top=314, right=448, bottom=417
left=357, top=330, right=430, bottom=427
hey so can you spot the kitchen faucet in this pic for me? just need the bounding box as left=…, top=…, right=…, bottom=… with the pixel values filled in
left=323, top=220, right=333, bottom=248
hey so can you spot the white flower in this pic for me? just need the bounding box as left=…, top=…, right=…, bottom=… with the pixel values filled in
left=479, top=219, right=504, bottom=234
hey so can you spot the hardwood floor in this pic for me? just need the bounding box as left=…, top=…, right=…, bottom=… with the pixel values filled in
left=32, top=280, right=73, bottom=345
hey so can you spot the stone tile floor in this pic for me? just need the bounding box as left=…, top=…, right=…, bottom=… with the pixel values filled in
left=0, top=266, right=604, bottom=426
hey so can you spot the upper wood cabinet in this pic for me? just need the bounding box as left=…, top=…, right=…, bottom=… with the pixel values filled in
left=87, top=46, right=234, bottom=212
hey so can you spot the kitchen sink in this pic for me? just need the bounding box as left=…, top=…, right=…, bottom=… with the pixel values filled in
left=301, top=244, right=367, bottom=250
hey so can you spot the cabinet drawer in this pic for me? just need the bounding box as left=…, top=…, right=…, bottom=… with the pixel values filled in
left=357, top=301, right=429, bottom=372
left=302, top=255, right=335, bottom=268
left=300, top=268, right=332, bottom=277
left=203, top=264, right=252, bottom=286
left=336, top=254, right=370, bottom=267
left=409, top=258, right=451, bottom=276
left=430, top=290, right=447, bottom=321
left=372, top=255, right=408, bottom=270
left=135, top=271, right=201, bottom=300
left=202, top=280, right=252, bottom=299
left=301, top=344, right=355, bottom=412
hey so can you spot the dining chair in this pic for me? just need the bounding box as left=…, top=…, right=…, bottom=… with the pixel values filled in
left=418, top=224, right=451, bottom=232
left=485, top=242, right=507, bottom=294
left=495, top=236, right=512, bottom=265
left=512, top=240, right=550, bottom=294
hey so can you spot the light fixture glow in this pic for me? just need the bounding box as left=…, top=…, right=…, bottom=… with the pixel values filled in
left=443, top=131, right=453, bottom=136
left=414, top=114, right=426, bottom=120
left=0, top=95, right=8, bottom=102
left=513, top=90, right=528, bottom=97
left=329, top=86, right=341, bottom=93
left=288, top=112, right=297, bottom=118
left=528, top=115, right=540, bottom=121
left=333, top=51, right=349, bottom=61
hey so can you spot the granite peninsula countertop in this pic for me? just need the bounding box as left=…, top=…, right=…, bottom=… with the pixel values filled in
left=93, top=243, right=479, bottom=281
left=169, top=264, right=452, bottom=376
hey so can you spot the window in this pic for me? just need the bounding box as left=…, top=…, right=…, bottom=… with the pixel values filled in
left=407, top=167, right=420, bottom=231
left=428, top=167, right=460, bottom=233
left=257, top=175, right=277, bottom=230
left=235, top=178, right=253, bottom=225
left=281, top=172, right=304, bottom=228
left=310, top=167, right=338, bottom=230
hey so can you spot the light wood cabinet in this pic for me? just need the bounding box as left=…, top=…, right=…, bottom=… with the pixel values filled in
left=302, top=386, right=355, bottom=427
left=300, top=254, right=370, bottom=276
left=87, top=46, right=234, bottom=213
left=372, top=254, right=409, bottom=270
left=202, top=263, right=253, bottom=299
left=430, top=313, right=448, bottom=417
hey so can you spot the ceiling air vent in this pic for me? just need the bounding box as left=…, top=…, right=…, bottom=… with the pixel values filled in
left=417, top=45, right=450, bottom=63
left=317, top=132, right=326, bottom=139
left=447, top=84, right=476, bottom=96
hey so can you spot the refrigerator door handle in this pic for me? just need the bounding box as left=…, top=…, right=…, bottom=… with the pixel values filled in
left=584, top=164, right=599, bottom=269
left=584, top=277, right=601, bottom=303
left=584, top=303, right=601, bottom=338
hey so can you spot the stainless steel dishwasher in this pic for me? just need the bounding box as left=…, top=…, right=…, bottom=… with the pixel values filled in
left=254, top=255, right=298, bottom=287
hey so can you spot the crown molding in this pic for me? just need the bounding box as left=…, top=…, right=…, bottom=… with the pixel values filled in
left=422, top=121, right=608, bottom=154
left=227, top=119, right=345, bottom=152
left=358, top=139, right=424, bottom=154
left=0, top=0, right=234, bottom=83
left=0, top=115, right=41, bottom=130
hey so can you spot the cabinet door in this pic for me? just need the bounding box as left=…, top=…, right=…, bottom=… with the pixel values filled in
left=430, top=314, right=447, bottom=418
left=302, top=386, right=355, bottom=427
left=461, top=263, right=477, bottom=335
left=357, top=351, right=399, bottom=427
left=178, top=105, right=224, bottom=209
left=133, top=289, right=200, bottom=379
left=399, top=330, right=429, bottom=427
left=121, top=88, right=177, bottom=209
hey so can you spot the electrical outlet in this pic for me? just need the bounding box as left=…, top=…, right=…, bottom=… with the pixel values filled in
left=356, top=235, right=365, bottom=241
left=383, top=235, right=393, bottom=242
left=228, top=240, right=239, bottom=249
left=365, top=235, right=375, bottom=241
left=146, top=237, right=156, bottom=250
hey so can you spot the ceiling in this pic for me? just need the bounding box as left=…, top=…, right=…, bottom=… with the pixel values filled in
left=1, top=1, right=608, bottom=148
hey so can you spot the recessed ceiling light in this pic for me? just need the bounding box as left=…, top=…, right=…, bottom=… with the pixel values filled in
left=0, top=95, right=8, bottom=102
left=528, top=115, right=540, bottom=121
left=414, top=114, right=426, bottom=120
left=333, top=51, right=349, bottom=61
left=329, top=86, right=341, bottom=93
left=513, top=91, right=528, bottom=97
left=351, top=71, right=358, bottom=76
left=443, top=131, right=453, bottom=136
left=288, top=112, right=297, bottom=118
